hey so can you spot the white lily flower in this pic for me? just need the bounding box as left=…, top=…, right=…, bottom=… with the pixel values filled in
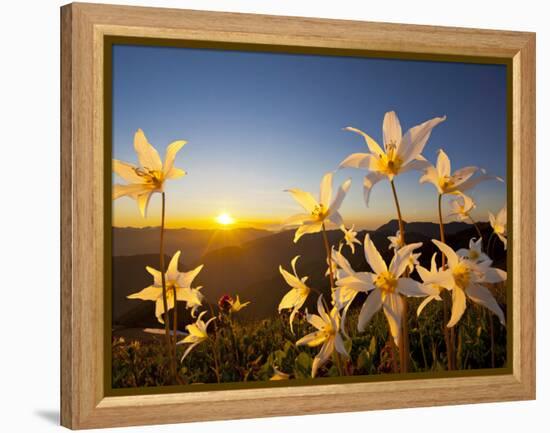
left=127, top=251, right=204, bottom=324
left=449, top=193, right=476, bottom=222
left=489, top=205, right=507, bottom=250
left=278, top=256, right=311, bottom=333
left=113, top=129, right=187, bottom=217
left=283, top=172, right=352, bottom=242
left=335, top=234, right=430, bottom=345
left=415, top=253, right=451, bottom=316
left=184, top=286, right=205, bottom=318
left=388, top=230, right=404, bottom=250
left=296, top=296, right=348, bottom=378
left=340, top=225, right=361, bottom=253
left=340, top=111, right=446, bottom=205
left=432, top=240, right=507, bottom=327
left=420, top=149, right=502, bottom=195
left=177, top=311, right=215, bottom=362
left=331, top=248, right=373, bottom=338
left=457, top=237, right=490, bottom=263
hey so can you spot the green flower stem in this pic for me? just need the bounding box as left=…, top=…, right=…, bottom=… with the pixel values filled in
left=390, top=179, right=409, bottom=373
left=438, top=193, right=455, bottom=370
left=159, top=192, right=177, bottom=383
left=321, top=223, right=335, bottom=290
left=334, top=351, right=344, bottom=376
left=468, top=215, right=483, bottom=240
left=172, top=287, right=180, bottom=373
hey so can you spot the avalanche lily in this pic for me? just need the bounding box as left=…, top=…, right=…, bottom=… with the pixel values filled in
left=283, top=172, right=351, bottom=242
left=340, top=111, right=446, bottom=205
left=388, top=230, right=404, bottom=250
left=432, top=240, right=507, bottom=327
left=113, top=129, right=187, bottom=217
left=489, top=205, right=507, bottom=250
left=279, top=256, right=311, bottom=333
left=177, top=311, right=215, bottom=362
left=296, top=296, right=348, bottom=378
left=341, top=225, right=361, bottom=253
left=457, top=237, right=490, bottom=263
left=449, top=194, right=476, bottom=222
left=415, top=253, right=450, bottom=316
left=127, top=251, right=204, bottom=324
left=420, top=149, right=502, bottom=196
left=331, top=248, right=372, bottom=337
left=335, top=234, right=430, bottom=344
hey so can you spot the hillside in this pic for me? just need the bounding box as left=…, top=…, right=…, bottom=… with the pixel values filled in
left=112, top=221, right=505, bottom=328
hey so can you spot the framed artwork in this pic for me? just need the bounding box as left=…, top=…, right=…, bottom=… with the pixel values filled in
left=60, top=3, right=536, bottom=429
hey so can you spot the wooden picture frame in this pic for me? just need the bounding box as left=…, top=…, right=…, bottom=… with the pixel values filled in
left=60, top=2, right=536, bottom=429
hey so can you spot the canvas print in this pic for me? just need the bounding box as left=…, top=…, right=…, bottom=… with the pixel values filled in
left=110, top=43, right=508, bottom=390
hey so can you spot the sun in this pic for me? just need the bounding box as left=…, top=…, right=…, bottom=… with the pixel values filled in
left=215, top=212, right=235, bottom=226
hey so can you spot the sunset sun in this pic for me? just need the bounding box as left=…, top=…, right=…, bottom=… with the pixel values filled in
left=216, top=212, right=235, bottom=226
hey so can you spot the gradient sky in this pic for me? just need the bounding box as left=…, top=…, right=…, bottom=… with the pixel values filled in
left=112, top=44, right=507, bottom=230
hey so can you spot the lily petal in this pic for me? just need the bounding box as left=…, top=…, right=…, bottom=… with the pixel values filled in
left=344, top=126, right=385, bottom=156
left=134, top=129, right=162, bottom=171
left=363, top=234, right=388, bottom=275
left=363, top=172, right=385, bottom=206
left=137, top=191, right=154, bottom=218
left=339, top=152, right=374, bottom=170
left=447, top=288, right=467, bottom=327
left=113, top=183, right=149, bottom=200
left=286, top=188, right=318, bottom=213
left=436, top=149, right=451, bottom=178
left=358, top=289, right=382, bottom=331
left=127, top=285, right=162, bottom=301
left=432, top=239, right=459, bottom=268
left=113, top=160, right=143, bottom=183
left=383, top=111, right=402, bottom=149
left=399, top=116, right=446, bottom=165
left=397, top=277, right=429, bottom=297
left=163, top=140, right=186, bottom=177
left=329, top=178, right=352, bottom=212
left=466, top=284, right=506, bottom=325
left=383, top=293, right=403, bottom=345
left=319, top=172, right=333, bottom=207
left=294, top=221, right=323, bottom=242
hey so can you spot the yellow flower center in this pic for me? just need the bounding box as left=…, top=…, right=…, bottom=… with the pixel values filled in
left=468, top=250, right=480, bottom=261
left=379, top=145, right=403, bottom=176
left=374, top=271, right=398, bottom=294
left=135, top=167, right=163, bottom=187
left=452, top=263, right=471, bottom=290
left=311, top=204, right=327, bottom=221
left=493, top=224, right=505, bottom=235
left=438, top=176, right=454, bottom=192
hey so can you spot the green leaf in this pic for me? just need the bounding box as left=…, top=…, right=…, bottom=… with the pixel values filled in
left=294, top=352, right=313, bottom=379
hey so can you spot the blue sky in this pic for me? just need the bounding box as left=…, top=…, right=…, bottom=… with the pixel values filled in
left=112, top=44, right=507, bottom=230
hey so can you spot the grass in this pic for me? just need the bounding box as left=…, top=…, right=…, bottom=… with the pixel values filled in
left=112, top=283, right=506, bottom=388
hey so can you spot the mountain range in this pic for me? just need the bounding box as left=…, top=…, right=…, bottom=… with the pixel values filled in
left=112, top=220, right=505, bottom=329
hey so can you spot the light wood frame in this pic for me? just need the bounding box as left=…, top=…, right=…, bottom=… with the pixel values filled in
left=61, top=2, right=536, bottom=429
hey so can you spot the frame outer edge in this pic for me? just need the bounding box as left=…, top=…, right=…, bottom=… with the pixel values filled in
left=519, top=33, right=536, bottom=398
left=60, top=3, right=74, bottom=429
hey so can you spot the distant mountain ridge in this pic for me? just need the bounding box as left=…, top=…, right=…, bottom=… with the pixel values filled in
left=376, top=219, right=472, bottom=238
left=112, top=226, right=271, bottom=261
